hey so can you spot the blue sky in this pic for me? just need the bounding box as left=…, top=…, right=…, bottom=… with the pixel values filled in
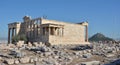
left=0, top=0, right=120, bottom=39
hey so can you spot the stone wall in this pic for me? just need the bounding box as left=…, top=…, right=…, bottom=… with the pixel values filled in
left=41, top=19, right=86, bottom=45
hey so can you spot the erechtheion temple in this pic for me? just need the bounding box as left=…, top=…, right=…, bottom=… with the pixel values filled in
left=8, top=16, right=89, bottom=45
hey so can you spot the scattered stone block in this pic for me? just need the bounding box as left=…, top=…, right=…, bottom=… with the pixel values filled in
left=5, top=59, right=14, bottom=65
left=83, top=50, right=87, bottom=54
left=16, top=41, right=24, bottom=47
left=29, top=58, right=34, bottom=63
left=41, top=46, right=49, bottom=52
left=0, top=57, right=2, bottom=61
left=19, top=57, right=30, bottom=63
left=33, top=57, right=38, bottom=62
left=83, top=53, right=92, bottom=58
left=33, top=42, right=38, bottom=47
left=81, top=61, right=100, bottom=65
left=14, top=59, right=19, bottom=64
left=28, top=42, right=32, bottom=47
left=105, top=54, right=115, bottom=58
left=43, top=52, right=52, bottom=56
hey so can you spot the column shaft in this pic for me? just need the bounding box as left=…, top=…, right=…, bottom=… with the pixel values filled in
left=85, top=26, right=88, bottom=42
left=12, top=28, right=14, bottom=39
left=45, top=27, right=46, bottom=35
left=15, top=28, right=16, bottom=36
left=57, top=28, right=60, bottom=36
left=49, top=27, right=51, bottom=35
left=62, top=28, right=64, bottom=36
left=8, top=28, right=11, bottom=44
left=53, top=27, right=55, bottom=35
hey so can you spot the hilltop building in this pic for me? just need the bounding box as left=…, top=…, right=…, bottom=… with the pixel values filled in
left=8, top=16, right=89, bottom=45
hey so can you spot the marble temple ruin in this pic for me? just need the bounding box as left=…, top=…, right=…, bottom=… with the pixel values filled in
left=8, top=16, right=89, bottom=45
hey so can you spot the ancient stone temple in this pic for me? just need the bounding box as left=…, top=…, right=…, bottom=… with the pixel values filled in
left=8, top=16, right=89, bottom=45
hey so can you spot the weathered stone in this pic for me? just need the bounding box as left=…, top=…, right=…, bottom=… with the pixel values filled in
left=105, top=54, right=115, bottom=58
left=86, top=50, right=91, bottom=53
left=16, top=52, right=26, bottom=58
left=116, top=48, right=119, bottom=51
left=33, top=42, right=39, bottom=47
left=10, top=49, right=26, bottom=58
left=83, top=50, right=87, bottom=54
left=38, top=42, right=45, bottom=47
left=38, top=58, right=44, bottom=62
left=14, top=59, right=19, bottom=64
left=19, top=57, right=30, bottom=63
left=79, top=51, right=83, bottom=54
left=5, top=59, right=14, bottom=65
left=52, top=45, right=60, bottom=49
left=28, top=42, right=32, bottom=47
left=0, top=44, right=9, bottom=50
left=41, top=46, right=49, bottom=52
left=16, top=41, right=24, bottom=47
left=0, top=57, right=2, bottom=61
left=64, top=56, right=73, bottom=63
left=53, top=55, right=59, bottom=59
left=8, top=16, right=89, bottom=45
left=29, top=58, right=34, bottom=63
left=43, top=52, right=52, bottom=56
left=83, top=53, right=92, bottom=58
left=33, top=57, right=38, bottom=62
left=8, top=44, right=15, bottom=48
left=36, top=51, right=41, bottom=54
left=81, top=61, right=100, bottom=65
left=42, top=58, right=57, bottom=65
left=73, top=52, right=80, bottom=55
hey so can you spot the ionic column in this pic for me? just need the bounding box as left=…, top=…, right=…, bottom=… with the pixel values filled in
left=45, top=27, right=46, bottom=35
left=14, top=28, right=16, bottom=36
left=48, top=27, right=51, bottom=35
left=57, top=28, right=60, bottom=36
left=62, top=28, right=64, bottom=36
left=8, top=28, right=11, bottom=44
left=53, top=27, right=55, bottom=35
left=54, top=28, right=57, bottom=35
left=85, top=26, right=88, bottom=42
left=34, top=29, right=36, bottom=38
left=12, top=28, right=14, bottom=38
left=60, top=28, right=62, bottom=36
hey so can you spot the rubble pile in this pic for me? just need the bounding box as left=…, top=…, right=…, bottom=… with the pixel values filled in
left=0, top=42, right=120, bottom=65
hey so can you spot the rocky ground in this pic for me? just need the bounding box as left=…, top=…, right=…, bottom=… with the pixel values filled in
left=0, top=42, right=120, bottom=65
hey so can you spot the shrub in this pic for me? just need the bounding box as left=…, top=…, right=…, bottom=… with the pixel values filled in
left=12, top=35, right=20, bottom=43
left=12, top=34, right=27, bottom=44
left=19, top=34, right=27, bottom=42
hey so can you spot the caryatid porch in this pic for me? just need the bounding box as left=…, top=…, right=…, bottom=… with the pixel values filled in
left=41, top=23, right=64, bottom=36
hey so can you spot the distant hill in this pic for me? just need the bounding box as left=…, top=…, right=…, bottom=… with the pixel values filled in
left=89, top=33, right=115, bottom=42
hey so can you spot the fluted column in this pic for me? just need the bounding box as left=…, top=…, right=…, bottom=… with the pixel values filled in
left=12, top=28, right=14, bottom=39
left=8, top=28, right=11, bottom=44
left=15, top=28, right=16, bottom=36
left=55, top=28, right=57, bottom=35
left=49, top=27, right=51, bottom=35
left=62, top=28, right=64, bottom=36
left=57, top=28, right=60, bottom=36
left=53, top=27, right=55, bottom=35
left=45, top=27, right=47, bottom=35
